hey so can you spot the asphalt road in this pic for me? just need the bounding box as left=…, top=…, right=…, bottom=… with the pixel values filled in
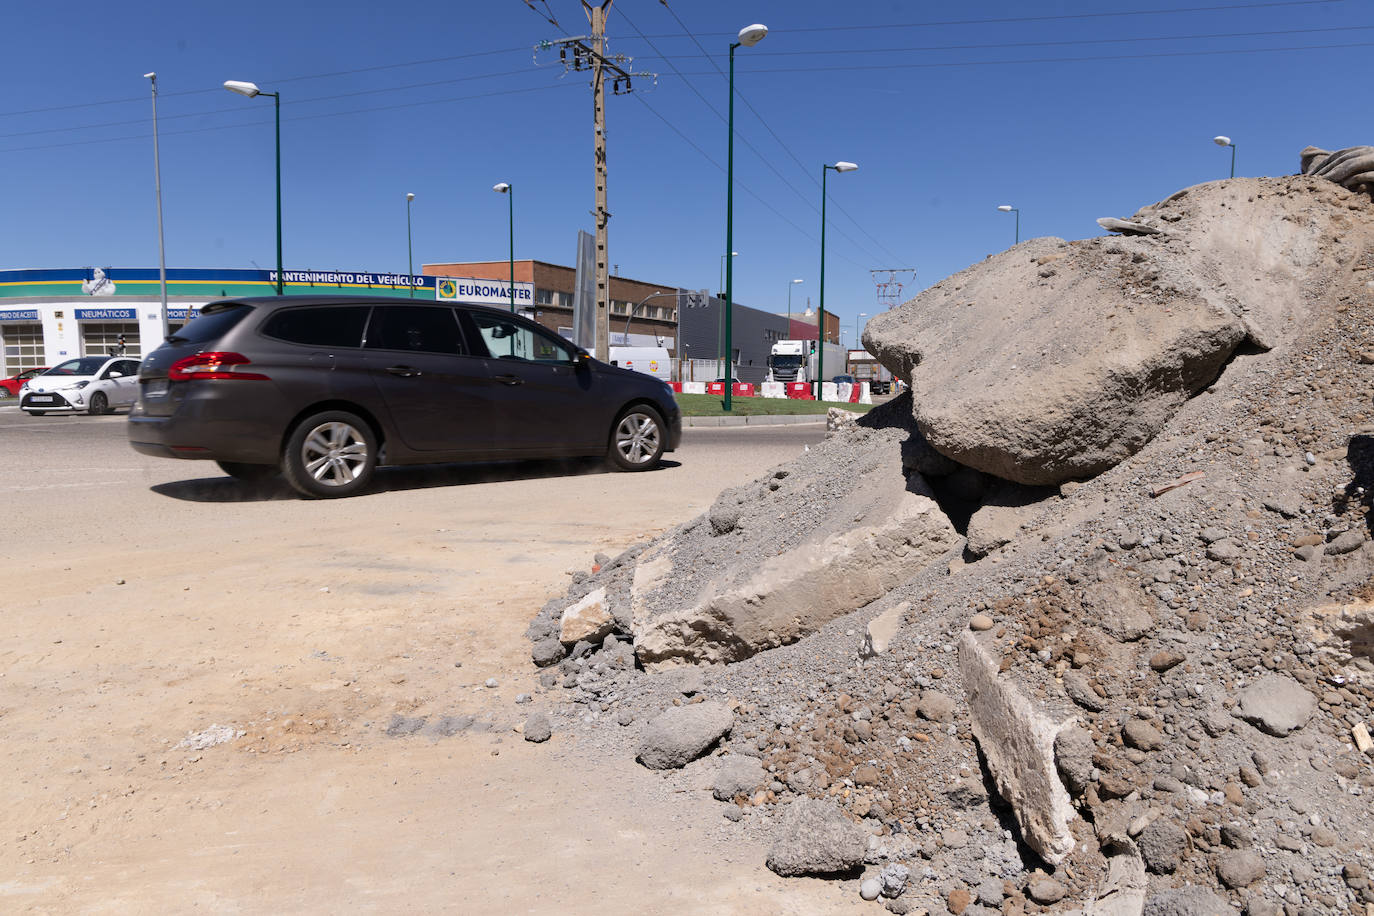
left=0, top=401, right=825, bottom=505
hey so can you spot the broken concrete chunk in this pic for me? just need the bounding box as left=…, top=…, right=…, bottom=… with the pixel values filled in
left=1142, top=885, right=1231, bottom=916
left=636, top=701, right=734, bottom=770
left=559, top=587, right=614, bottom=645
left=765, top=796, right=867, bottom=876
left=1097, top=217, right=1163, bottom=236
left=959, top=631, right=1077, bottom=865
left=861, top=602, right=908, bottom=659
left=634, top=487, right=961, bottom=668
left=1233, top=674, right=1316, bottom=737
left=1081, top=842, right=1147, bottom=916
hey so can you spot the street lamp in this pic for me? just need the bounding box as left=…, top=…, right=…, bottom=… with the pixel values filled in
left=493, top=183, right=514, bottom=314
left=224, top=80, right=283, bottom=295
left=145, top=72, right=169, bottom=336
left=623, top=290, right=675, bottom=343
left=1213, top=135, right=1236, bottom=179
left=854, top=312, right=868, bottom=352
left=818, top=161, right=857, bottom=397
left=723, top=21, right=768, bottom=411
left=997, top=204, right=1020, bottom=245
left=405, top=192, right=416, bottom=298
left=786, top=278, right=803, bottom=336
left=718, top=252, right=738, bottom=296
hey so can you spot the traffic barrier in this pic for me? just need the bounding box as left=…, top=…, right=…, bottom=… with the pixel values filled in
left=732, top=383, right=756, bottom=398
left=760, top=382, right=786, bottom=399
left=786, top=382, right=813, bottom=400
left=682, top=381, right=706, bottom=394
left=706, top=382, right=725, bottom=395
left=859, top=382, right=873, bottom=404
left=669, top=382, right=683, bottom=392
left=820, top=381, right=839, bottom=403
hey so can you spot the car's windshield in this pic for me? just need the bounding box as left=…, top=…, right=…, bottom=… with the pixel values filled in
left=770, top=355, right=803, bottom=368
left=44, top=357, right=105, bottom=377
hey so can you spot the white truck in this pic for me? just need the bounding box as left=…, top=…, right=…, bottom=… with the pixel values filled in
left=766, top=339, right=844, bottom=385
left=608, top=346, right=671, bottom=381
left=847, top=350, right=893, bottom=394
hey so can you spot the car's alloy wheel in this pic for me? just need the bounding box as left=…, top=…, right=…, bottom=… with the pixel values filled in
left=88, top=392, right=109, bottom=415
left=608, top=406, right=665, bottom=471
left=282, top=410, right=377, bottom=498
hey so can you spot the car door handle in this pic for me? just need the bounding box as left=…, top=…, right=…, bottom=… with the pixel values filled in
left=386, top=365, right=422, bottom=378
left=492, top=374, right=524, bottom=386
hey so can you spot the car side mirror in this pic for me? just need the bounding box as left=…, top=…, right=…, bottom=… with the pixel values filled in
left=109, top=371, right=124, bottom=378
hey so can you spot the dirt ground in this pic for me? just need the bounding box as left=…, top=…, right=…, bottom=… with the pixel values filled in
left=0, top=413, right=856, bottom=914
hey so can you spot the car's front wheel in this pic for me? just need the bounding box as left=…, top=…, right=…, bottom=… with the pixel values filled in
left=24, top=410, right=46, bottom=417
left=281, top=410, right=377, bottom=498
left=88, top=392, right=109, bottom=415
left=216, top=461, right=279, bottom=482
left=607, top=405, right=666, bottom=471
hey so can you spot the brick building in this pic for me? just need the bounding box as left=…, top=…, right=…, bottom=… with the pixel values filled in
left=422, top=259, right=679, bottom=349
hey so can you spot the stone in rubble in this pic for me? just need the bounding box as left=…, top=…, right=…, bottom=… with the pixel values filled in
left=523, top=711, right=552, bottom=743
left=558, top=587, right=614, bottom=644
left=1143, top=886, right=1232, bottom=916
left=965, top=482, right=1053, bottom=558
left=765, top=796, right=867, bottom=876
left=1216, top=849, right=1266, bottom=888
left=1053, top=726, right=1095, bottom=796
left=636, top=701, right=734, bottom=770
left=712, top=754, right=765, bottom=801
left=1137, top=818, right=1188, bottom=874
left=1233, top=674, right=1316, bottom=737
left=1082, top=573, right=1156, bottom=642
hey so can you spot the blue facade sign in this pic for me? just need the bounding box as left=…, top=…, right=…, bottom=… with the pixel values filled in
left=0, top=309, right=40, bottom=320
left=75, top=308, right=137, bottom=320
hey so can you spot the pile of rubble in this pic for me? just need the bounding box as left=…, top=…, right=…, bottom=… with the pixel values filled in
left=524, top=158, right=1374, bottom=913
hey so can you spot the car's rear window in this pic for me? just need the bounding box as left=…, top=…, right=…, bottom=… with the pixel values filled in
left=168, top=303, right=255, bottom=345
left=262, top=306, right=371, bottom=348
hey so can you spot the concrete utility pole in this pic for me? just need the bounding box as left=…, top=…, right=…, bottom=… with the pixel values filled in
left=530, top=2, right=654, bottom=362
left=588, top=0, right=611, bottom=361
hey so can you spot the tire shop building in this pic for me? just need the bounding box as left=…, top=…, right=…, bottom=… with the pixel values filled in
left=0, top=267, right=534, bottom=378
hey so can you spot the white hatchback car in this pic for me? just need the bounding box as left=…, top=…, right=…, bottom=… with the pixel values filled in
left=20, top=356, right=143, bottom=416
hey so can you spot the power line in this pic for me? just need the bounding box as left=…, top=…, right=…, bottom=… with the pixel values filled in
left=667, top=40, right=1374, bottom=75
left=0, top=46, right=529, bottom=119
left=629, top=1, right=1342, bottom=39
left=0, top=83, right=579, bottom=155
left=633, top=24, right=1372, bottom=59
left=0, top=68, right=549, bottom=140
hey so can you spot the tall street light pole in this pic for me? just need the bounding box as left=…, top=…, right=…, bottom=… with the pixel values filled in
left=854, top=312, right=868, bottom=352
left=818, top=161, right=857, bottom=398
left=997, top=204, right=1020, bottom=245
left=786, top=278, right=803, bottom=336
left=1213, top=135, right=1236, bottom=179
left=724, top=23, right=768, bottom=411
left=144, top=72, right=169, bottom=337
left=405, top=192, right=416, bottom=298
left=224, top=80, right=283, bottom=294
left=493, top=183, right=515, bottom=314
left=718, top=252, right=738, bottom=295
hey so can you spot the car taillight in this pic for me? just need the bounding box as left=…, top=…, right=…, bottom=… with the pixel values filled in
left=167, top=351, right=269, bottom=381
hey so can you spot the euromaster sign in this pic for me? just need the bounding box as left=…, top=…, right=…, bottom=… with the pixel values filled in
left=436, top=277, right=534, bottom=307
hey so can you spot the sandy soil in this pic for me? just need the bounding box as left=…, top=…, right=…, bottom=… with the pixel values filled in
left=0, top=414, right=856, bottom=914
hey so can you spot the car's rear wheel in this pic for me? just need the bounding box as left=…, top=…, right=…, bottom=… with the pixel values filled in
left=88, top=392, right=109, bottom=415
left=216, top=460, right=279, bottom=482
left=281, top=410, right=377, bottom=498
left=607, top=405, right=665, bottom=471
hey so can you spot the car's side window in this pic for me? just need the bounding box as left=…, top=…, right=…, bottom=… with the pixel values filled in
left=467, top=312, right=573, bottom=364
left=366, top=306, right=467, bottom=355
left=262, top=306, right=371, bottom=348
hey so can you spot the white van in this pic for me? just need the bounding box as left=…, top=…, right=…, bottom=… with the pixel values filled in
left=608, top=347, right=671, bottom=381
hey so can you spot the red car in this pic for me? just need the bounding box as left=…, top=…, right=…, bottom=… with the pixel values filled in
left=0, top=367, right=48, bottom=398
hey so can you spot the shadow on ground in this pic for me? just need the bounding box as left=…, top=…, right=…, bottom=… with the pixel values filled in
left=151, top=458, right=682, bottom=502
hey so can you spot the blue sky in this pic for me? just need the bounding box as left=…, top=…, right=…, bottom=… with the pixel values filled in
left=2, top=0, right=1366, bottom=346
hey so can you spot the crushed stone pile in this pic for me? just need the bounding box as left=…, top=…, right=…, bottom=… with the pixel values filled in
left=521, top=166, right=1374, bottom=913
